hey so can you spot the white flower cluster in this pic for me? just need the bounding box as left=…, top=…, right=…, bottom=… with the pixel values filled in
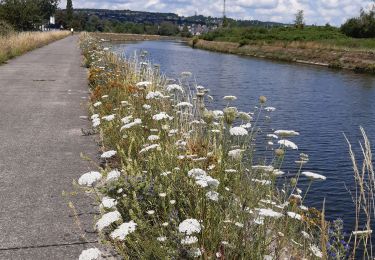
left=178, top=218, right=201, bottom=235
left=188, top=168, right=220, bottom=188
left=110, top=220, right=137, bottom=240
left=78, top=171, right=102, bottom=187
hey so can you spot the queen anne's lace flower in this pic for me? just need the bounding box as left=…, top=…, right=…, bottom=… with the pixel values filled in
left=102, top=114, right=115, bottom=121
left=230, top=127, right=248, bottom=136
left=302, top=171, right=326, bottom=180
left=79, top=248, right=101, bottom=260
left=96, top=211, right=121, bottom=231
left=100, top=197, right=117, bottom=209
left=178, top=219, right=201, bottom=235
left=139, top=144, right=160, bottom=154
left=278, top=139, right=298, bottom=150
left=78, top=171, right=102, bottom=187
left=274, top=130, right=300, bottom=136
left=136, top=81, right=151, bottom=88
left=166, top=84, right=184, bottom=93
left=206, top=191, right=219, bottom=201
left=146, top=91, right=164, bottom=100
left=176, top=102, right=193, bottom=108
left=101, top=150, right=117, bottom=159
left=152, top=112, right=173, bottom=121
left=228, top=149, right=244, bottom=160
left=110, top=220, right=137, bottom=240
left=106, top=169, right=121, bottom=182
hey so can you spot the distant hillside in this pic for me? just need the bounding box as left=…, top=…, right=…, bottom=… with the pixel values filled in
left=67, top=8, right=287, bottom=27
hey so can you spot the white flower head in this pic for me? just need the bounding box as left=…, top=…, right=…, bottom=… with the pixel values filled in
left=157, top=236, right=167, bottom=242
left=91, top=114, right=99, bottom=120
left=79, top=248, right=101, bottom=260
left=136, top=81, right=152, bottom=89
left=230, top=127, right=248, bottom=136
left=206, top=191, right=219, bottom=202
left=264, top=107, right=276, bottom=112
left=278, top=139, right=298, bottom=150
left=146, top=91, right=165, bottom=100
left=139, top=144, right=160, bottom=154
left=143, top=104, right=151, bottom=110
left=102, top=114, right=115, bottom=121
left=101, top=150, right=117, bottom=159
left=166, top=84, right=184, bottom=93
left=274, top=130, right=300, bottom=137
left=96, top=211, right=121, bottom=231
left=223, top=95, right=237, bottom=101
left=310, top=245, right=323, bottom=258
left=100, top=197, right=117, bottom=209
left=287, top=211, right=302, bottom=220
left=152, top=112, right=173, bottom=121
left=228, top=149, right=244, bottom=160
left=106, top=169, right=121, bottom=182
left=110, top=220, right=137, bottom=240
left=302, top=171, right=326, bottom=180
left=179, top=218, right=201, bottom=235
left=176, top=102, right=193, bottom=108
left=93, top=101, right=102, bottom=107
left=78, top=171, right=102, bottom=187
left=181, top=236, right=198, bottom=245
left=148, top=135, right=160, bottom=141
left=258, top=208, right=283, bottom=218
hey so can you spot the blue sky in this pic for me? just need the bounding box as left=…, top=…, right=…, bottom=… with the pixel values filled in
left=59, top=0, right=374, bottom=26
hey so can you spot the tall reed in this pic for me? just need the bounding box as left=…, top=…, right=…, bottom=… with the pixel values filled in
left=0, top=31, right=70, bottom=63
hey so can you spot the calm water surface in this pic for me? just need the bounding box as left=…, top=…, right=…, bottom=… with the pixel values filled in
left=112, top=40, right=375, bottom=231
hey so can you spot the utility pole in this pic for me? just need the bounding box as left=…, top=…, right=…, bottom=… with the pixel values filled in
left=222, top=0, right=228, bottom=27
left=223, top=0, right=226, bottom=18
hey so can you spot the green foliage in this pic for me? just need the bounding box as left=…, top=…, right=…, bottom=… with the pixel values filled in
left=294, top=10, right=305, bottom=29
left=159, top=21, right=179, bottom=36
left=341, top=7, right=375, bottom=38
left=66, top=0, right=73, bottom=26
left=0, top=0, right=59, bottom=30
left=0, top=20, right=14, bottom=36
left=201, top=26, right=347, bottom=42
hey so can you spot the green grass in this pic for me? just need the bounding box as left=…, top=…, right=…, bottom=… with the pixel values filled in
left=200, top=26, right=375, bottom=50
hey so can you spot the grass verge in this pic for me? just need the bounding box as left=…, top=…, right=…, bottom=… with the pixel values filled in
left=190, top=39, right=375, bottom=74
left=0, top=31, right=70, bottom=64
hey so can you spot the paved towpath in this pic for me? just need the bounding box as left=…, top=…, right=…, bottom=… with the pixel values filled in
left=0, top=35, right=102, bottom=259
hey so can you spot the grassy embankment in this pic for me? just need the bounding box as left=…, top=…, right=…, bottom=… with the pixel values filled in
left=0, top=31, right=70, bottom=64
left=191, top=26, right=375, bottom=74
left=76, top=33, right=375, bottom=259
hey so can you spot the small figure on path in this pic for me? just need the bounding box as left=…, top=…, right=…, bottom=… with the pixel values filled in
left=71, top=28, right=74, bottom=36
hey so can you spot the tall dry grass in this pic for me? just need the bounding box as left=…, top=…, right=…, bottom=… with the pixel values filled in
left=0, top=31, right=70, bottom=63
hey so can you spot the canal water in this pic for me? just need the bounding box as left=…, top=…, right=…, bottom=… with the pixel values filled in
left=112, top=40, right=375, bottom=232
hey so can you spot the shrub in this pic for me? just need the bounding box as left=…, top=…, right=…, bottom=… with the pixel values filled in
left=0, top=20, right=14, bottom=36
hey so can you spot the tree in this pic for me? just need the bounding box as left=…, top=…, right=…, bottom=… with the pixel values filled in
left=341, top=6, right=375, bottom=38
left=0, top=0, right=59, bottom=30
left=294, top=10, right=304, bottom=29
left=180, top=24, right=191, bottom=37
left=66, top=0, right=73, bottom=26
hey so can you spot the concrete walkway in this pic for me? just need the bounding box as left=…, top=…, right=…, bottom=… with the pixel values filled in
left=0, top=36, right=100, bottom=259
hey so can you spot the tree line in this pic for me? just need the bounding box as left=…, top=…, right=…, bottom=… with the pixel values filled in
left=341, top=7, right=375, bottom=38
left=0, top=0, right=59, bottom=31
